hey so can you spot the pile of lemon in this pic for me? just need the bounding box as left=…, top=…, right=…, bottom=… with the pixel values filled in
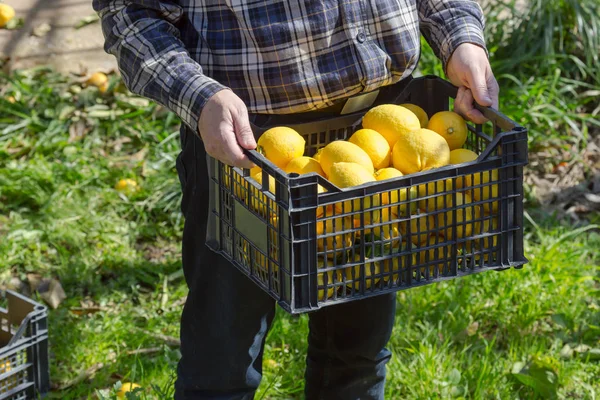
left=227, top=103, right=499, bottom=299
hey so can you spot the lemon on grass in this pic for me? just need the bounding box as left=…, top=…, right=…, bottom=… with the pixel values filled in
left=86, top=72, right=108, bottom=87
left=328, top=162, right=380, bottom=224
left=348, top=128, right=391, bottom=170
left=117, top=383, right=142, bottom=398
left=400, top=103, right=429, bottom=128
left=284, top=156, right=324, bottom=176
left=257, top=127, right=305, bottom=169
left=362, top=104, right=421, bottom=147
left=392, top=128, right=450, bottom=175
left=0, top=4, right=16, bottom=28
left=427, top=111, right=468, bottom=150
left=115, top=178, right=138, bottom=195
left=319, top=141, right=374, bottom=177
left=86, top=72, right=110, bottom=94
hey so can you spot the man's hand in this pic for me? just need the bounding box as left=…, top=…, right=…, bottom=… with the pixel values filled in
left=198, top=90, right=256, bottom=168
left=446, top=43, right=499, bottom=124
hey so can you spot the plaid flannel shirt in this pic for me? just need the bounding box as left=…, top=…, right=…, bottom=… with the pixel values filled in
left=93, top=0, right=486, bottom=133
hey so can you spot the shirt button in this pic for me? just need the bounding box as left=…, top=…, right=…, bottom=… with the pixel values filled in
left=357, top=32, right=366, bottom=43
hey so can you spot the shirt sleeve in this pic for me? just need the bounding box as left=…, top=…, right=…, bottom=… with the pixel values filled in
left=417, top=0, right=488, bottom=71
left=93, top=0, right=227, bottom=133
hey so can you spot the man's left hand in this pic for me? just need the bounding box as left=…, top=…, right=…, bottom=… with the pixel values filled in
left=446, top=43, right=499, bottom=124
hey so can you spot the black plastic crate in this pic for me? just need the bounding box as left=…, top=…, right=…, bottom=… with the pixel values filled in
left=0, top=291, right=49, bottom=399
left=206, top=75, right=528, bottom=314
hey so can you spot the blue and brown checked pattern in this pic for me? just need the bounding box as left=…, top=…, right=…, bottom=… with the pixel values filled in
left=93, top=0, right=486, bottom=133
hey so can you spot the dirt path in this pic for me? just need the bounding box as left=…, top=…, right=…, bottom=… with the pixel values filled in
left=0, top=0, right=117, bottom=74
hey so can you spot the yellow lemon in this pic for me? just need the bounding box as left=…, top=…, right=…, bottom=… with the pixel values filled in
left=257, top=127, right=305, bottom=169
left=362, top=207, right=401, bottom=246
left=400, top=210, right=435, bottom=245
left=348, top=129, right=391, bottom=170
left=0, top=4, right=16, bottom=28
left=427, top=111, right=468, bottom=150
left=0, top=358, right=17, bottom=390
left=436, top=192, right=476, bottom=240
left=392, top=128, right=450, bottom=175
left=374, top=168, right=418, bottom=216
left=466, top=216, right=499, bottom=264
left=375, top=167, right=403, bottom=182
left=374, top=167, right=403, bottom=206
left=400, top=103, right=429, bottom=128
left=381, top=252, right=405, bottom=285
left=315, top=184, right=329, bottom=218
left=362, top=104, right=421, bottom=147
left=117, top=382, right=142, bottom=398
left=243, top=233, right=280, bottom=284
left=319, top=141, right=374, bottom=176
left=449, top=148, right=478, bottom=165
left=345, top=254, right=382, bottom=290
left=317, top=270, right=340, bottom=300
left=329, top=162, right=380, bottom=224
left=223, top=165, right=249, bottom=201
left=0, top=358, right=11, bottom=373
left=86, top=72, right=108, bottom=88
left=98, top=82, right=109, bottom=94
left=416, top=179, right=454, bottom=211
left=317, top=258, right=342, bottom=300
left=115, top=178, right=138, bottom=194
left=449, top=149, right=478, bottom=189
left=284, top=156, right=324, bottom=176
left=413, top=235, right=452, bottom=276
left=313, top=148, right=323, bottom=162
left=316, top=207, right=353, bottom=259
left=250, top=171, right=277, bottom=218
left=473, top=217, right=499, bottom=248
left=254, top=251, right=270, bottom=283
left=470, top=169, right=499, bottom=213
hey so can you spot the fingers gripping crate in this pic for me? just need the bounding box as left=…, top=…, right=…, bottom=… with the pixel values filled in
left=206, top=75, right=528, bottom=314
left=0, top=291, right=49, bottom=399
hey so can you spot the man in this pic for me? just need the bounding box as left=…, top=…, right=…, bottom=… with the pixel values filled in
left=94, top=1, right=498, bottom=398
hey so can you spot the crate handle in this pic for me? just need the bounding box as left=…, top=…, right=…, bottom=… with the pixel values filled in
left=242, top=149, right=291, bottom=181
left=244, top=149, right=263, bottom=166
left=7, top=313, right=33, bottom=346
left=477, top=127, right=527, bottom=161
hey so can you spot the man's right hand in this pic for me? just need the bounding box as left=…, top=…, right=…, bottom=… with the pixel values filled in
left=198, top=90, right=257, bottom=169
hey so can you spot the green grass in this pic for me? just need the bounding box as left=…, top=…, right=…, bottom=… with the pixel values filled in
left=259, top=217, right=600, bottom=399
left=1, top=8, right=600, bottom=396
